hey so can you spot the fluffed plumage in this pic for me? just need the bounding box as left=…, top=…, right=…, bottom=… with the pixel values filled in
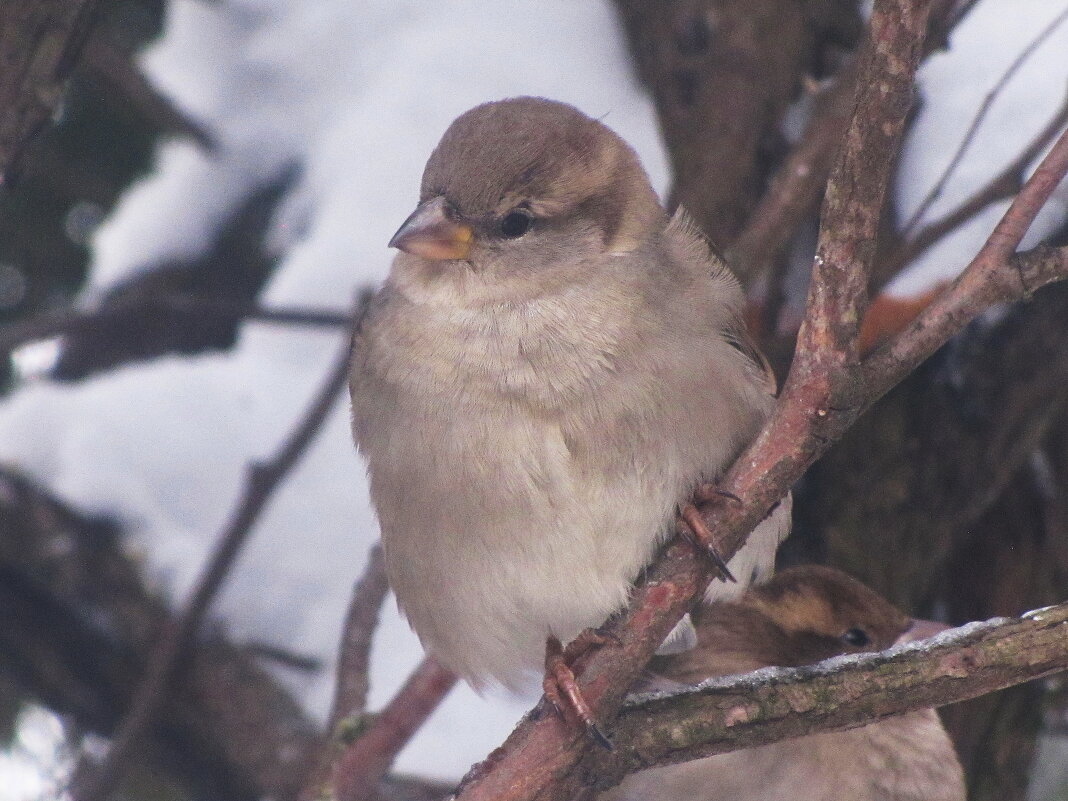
left=350, top=97, right=790, bottom=690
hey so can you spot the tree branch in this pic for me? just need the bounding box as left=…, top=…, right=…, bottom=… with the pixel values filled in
left=574, top=603, right=1068, bottom=792
left=0, top=0, right=101, bottom=174
left=329, top=545, right=391, bottom=734
left=900, top=6, right=1068, bottom=238
left=299, top=544, right=398, bottom=801
left=447, top=4, right=1068, bottom=799
left=0, top=293, right=352, bottom=363
left=333, top=657, right=458, bottom=801
left=70, top=292, right=368, bottom=801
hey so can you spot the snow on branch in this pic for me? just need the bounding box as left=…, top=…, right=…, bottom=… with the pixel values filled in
left=573, top=603, right=1068, bottom=794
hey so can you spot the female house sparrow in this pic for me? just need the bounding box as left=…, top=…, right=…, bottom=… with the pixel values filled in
left=350, top=97, right=789, bottom=699
left=603, top=565, right=966, bottom=801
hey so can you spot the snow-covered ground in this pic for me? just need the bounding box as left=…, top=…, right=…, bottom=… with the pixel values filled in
left=1, top=1, right=1066, bottom=797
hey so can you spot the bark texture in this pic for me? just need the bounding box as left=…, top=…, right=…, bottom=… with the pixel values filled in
left=0, top=0, right=100, bottom=173
left=613, top=0, right=862, bottom=251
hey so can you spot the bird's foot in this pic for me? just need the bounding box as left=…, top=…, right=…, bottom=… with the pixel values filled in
left=543, top=634, right=613, bottom=750
left=677, top=497, right=738, bottom=583
left=695, top=481, right=744, bottom=505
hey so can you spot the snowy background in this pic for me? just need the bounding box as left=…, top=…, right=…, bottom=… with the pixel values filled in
left=1, top=0, right=1067, bottom=797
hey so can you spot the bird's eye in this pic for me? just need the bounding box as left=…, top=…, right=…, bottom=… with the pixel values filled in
left=841, top=627, right=871, bottom=647
left=499, top=210, right=533, bottom=238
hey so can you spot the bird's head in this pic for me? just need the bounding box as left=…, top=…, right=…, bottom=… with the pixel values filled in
left=388, top=97, right=665, bottom=300
left=657, top=566, right=948, bottom=681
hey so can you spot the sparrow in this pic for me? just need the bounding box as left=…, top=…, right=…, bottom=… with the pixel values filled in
left=349, top=97, right=790, bottom=712
left=601, top=565, right=966, bottom=801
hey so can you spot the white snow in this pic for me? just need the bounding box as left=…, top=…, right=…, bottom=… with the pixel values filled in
left=1, top=0, right=1066, bottom=795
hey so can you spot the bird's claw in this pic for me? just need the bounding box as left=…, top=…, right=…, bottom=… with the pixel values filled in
left=543, top=635, right=614, bottom=751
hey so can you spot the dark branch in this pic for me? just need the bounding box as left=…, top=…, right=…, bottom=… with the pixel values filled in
left=0, top=0, right=101, bottom=174
left=79, top=32, right=215, bottom=149
left=0, top=293, right=352, bottom=361
left=0, top=465, right=322, bottom=801
left=70, top=292, right=369, bottom=801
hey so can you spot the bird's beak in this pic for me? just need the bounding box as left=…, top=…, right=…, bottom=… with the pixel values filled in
left=388, top=196, right=473, bottom=260
left=895, top=618, right=950, bottom=645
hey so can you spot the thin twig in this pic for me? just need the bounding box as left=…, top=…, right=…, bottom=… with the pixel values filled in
left=69, top=291, right=371, bottom=801
left=0, top=294, right=352, bottom=357
left=333, top=657, right=458, bottom=801
left=299, top=545, right=393, bottom=801
left=877, top=91, right=1068, bottom=287
left=901, top=5, right=1068, bottom=236
left=329, top=544, right=390, bottom=732
left=863, top=124, right=1068, bottom=392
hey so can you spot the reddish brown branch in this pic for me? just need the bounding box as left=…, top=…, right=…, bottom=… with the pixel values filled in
left=329, top=545, right=391, bottom=732
left=70, top=296, right=366, bottom=801
left=333, top=657, right=458, bottom=801
left=300, top=545, right=393, bottom=801
left=793, top=0, right=930, bottom=370
left=447, top=3, right=1068, bottom=799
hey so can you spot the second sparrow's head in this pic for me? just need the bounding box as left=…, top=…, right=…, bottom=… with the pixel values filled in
left=657, top=565, right=948, bottom=682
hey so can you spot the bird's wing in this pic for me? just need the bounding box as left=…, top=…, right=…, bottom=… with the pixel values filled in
left=666, top=206, right=778, bottom=397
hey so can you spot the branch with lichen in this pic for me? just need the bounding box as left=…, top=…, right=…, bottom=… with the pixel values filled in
left=565, top=602, right=1068, bottom=796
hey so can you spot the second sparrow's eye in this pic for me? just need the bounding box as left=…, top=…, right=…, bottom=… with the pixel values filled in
left=499, top=209, right=533, bottom=238
left=841, top=627, right=871, bottom=647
